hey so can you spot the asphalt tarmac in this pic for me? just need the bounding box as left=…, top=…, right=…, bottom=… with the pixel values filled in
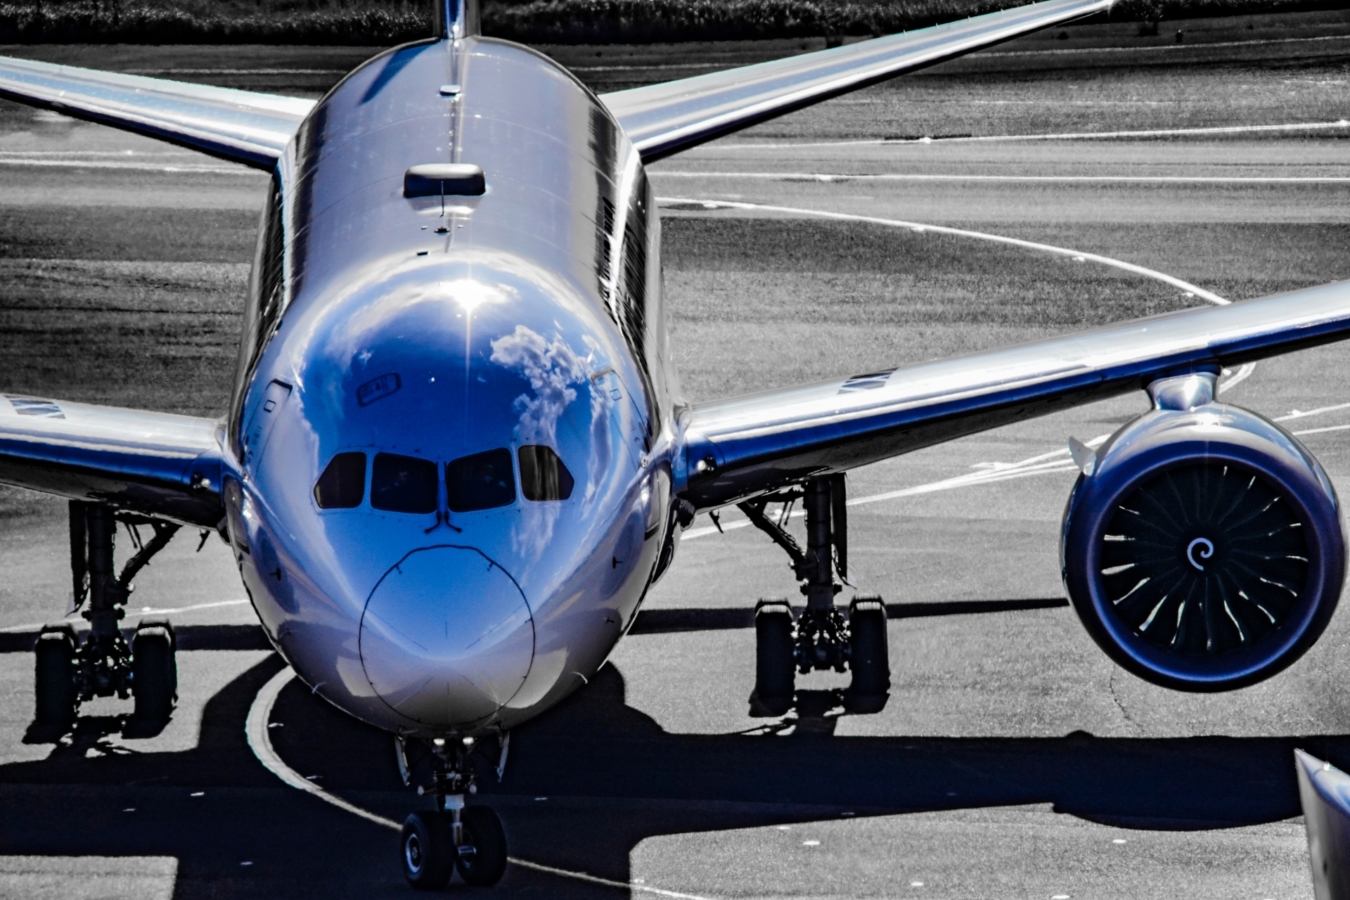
left=0, top=19, right=1349, bottom=899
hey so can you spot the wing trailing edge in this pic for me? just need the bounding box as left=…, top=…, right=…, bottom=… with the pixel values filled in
left=681, top=280, right=1350, bottom=510
left=0, top=55, right=313, bottom=169
left=0, top=396, right=224, bottom=527
left=602, top=0, right=1114, bottom=162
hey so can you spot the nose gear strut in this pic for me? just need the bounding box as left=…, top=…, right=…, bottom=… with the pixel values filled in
left=396, top=734, right=509, bottom=888
left=739, top=475, right=890, bottom=715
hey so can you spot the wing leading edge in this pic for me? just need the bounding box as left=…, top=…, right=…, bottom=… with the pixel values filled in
left=602, top=0, right=1114, bottom=162
left=682, top=281, right=1350, bottom=510
left=0, top=55, right=313, bottom=169
left=0, top=397, right=224, bottom=527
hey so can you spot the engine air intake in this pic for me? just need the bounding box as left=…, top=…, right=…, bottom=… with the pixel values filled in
left=1101, top=460, right=1307, bottom=657
left=1061, top=402, right=1345, bottom=692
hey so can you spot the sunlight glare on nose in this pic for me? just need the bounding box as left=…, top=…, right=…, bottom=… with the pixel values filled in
left=442, top=278, right=512, bottom=315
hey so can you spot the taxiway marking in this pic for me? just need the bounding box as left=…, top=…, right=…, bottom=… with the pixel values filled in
left=0, top=157, right=250, bottom=175
left=658, top=196, right=1231, bottom=305
left=246, top=667, right=721, bottom=900
left=0, top=598, right=250, bottom=633
left=570, top=33, right=1350, bottom=73
left=653, top=171, right=1350, bottom=184
left=712, top=119, right=1350, bottom=149
left=681, top=394, right=1348, bottom=542
left=659, top=198, right=1298, bottom=541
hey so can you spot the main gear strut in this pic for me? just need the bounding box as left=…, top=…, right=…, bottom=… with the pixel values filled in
left=34, top=501, right=180, bottom=727
left=739, top=475, right=890, bottom=714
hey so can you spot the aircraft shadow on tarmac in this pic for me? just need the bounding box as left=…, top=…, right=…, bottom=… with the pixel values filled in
left=0, top=605, right=1344, bottom=897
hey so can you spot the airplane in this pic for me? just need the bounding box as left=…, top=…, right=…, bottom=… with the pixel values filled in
left=1, top=0, right=1348, bottom=887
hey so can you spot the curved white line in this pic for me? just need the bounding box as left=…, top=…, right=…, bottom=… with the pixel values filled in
left=661, top=196, right=1247, bottom=540
left=657, top=196, right=1230, bottom=305
left=247, top=667, right=405, bottom=829
left=245, top=667, right=719, bottom=900
left=711, top=119, right=1350, bottom=150
left=654, top=172, right=1350, bottom=185
left=1221, top=362, right=1256, bottom=394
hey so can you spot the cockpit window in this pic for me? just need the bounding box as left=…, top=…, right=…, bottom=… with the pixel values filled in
left=446, top=449, right=515, bottom=512
left=518, top=445, right=574, bottom=502
left=371, top=453, right=438, bottom=514
left=314, top=452, right=365, bottom=509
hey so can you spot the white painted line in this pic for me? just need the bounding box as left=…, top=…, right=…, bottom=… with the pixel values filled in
left=133, top=599, right=251, bottom=616
left=653, top=171, right=1350, bottom=185
left=0, top=598, right=250, bottom=633
left=1292, top=423, right=1350, bottom=437
left=0, top=158, right=252, bottom=174
left=683, top=375, right=1338, bottom=543
left=663, top=197, right=1247, bottom=539
left=1222, top=362, right=1257, bottom=394
left=245, top=667, right=720, bottom=900
left=127, top=68, right=346, bottom=76
left=1277, top=402, right=1350, bottom=423
left=658, top=196, right=1231, bottom=305
left=980, top=32, right=1350, bottom=58
left=0, top=150, right=200, bottom=157
left=582, top=32, right=1350, bottom=77
left=712, top=120, right=1350, bottom=150
left=246, top=667, right=408, bottom=830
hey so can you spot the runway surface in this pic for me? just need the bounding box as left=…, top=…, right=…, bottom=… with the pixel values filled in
left=0, top=16, right=1349, bottom=898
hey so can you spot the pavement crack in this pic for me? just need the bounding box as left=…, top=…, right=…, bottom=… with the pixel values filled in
left=1108, top=665, right=1143, bottom=735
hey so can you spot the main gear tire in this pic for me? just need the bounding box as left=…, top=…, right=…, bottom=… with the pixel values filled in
left=753, top=601, right=795, bottom=715
left=846, top=598, right=890, bottom=711
left=34, top=629, right=77, bottom=727
left=132, top=625, right=176, bottom=722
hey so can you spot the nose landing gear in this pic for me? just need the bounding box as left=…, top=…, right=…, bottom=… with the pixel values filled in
left=396, top=736, right=509, bottom=889
left=742, top=476, right=891, bottom=715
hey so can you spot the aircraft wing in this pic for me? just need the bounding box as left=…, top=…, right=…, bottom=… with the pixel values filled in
left=0, top=396, right=224, bottom=527
left=602, top=0, right=1113, bottom=162
left=0, top=55, right=313, bottom=169
left=681, top=280, right=1350, bottom=510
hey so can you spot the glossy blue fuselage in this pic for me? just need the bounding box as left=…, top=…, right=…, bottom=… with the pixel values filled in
left=222, top=35, right=681, bottom=737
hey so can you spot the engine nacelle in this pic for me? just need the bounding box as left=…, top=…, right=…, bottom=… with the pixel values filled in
left=1061, top=374, right=1345, bottom=692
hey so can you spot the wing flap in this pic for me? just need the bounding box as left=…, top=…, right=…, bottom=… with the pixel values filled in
left=682, top=280, right=1350, bottom=509
left=602, top=0, right=1113, bottom=161
left=0, top=396, right=224, bottom=527
left=0, top=55, right=313, bottom=169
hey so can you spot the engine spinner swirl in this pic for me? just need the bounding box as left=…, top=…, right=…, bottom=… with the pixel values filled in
left=1100, top=461, right=1309, bottom=658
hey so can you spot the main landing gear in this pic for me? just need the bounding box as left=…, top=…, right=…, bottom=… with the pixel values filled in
left=740, top=475, right=890, bottom=715
left=33, top=501, right=180, bottom=728
left=396, top=735, right=509, bottom=889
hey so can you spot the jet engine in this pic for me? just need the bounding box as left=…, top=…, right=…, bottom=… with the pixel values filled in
left=1061, top=373, right=1346, bottom=692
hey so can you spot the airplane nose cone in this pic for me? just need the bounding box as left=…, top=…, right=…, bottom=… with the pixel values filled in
left=359, top=546, right=534, bottom=727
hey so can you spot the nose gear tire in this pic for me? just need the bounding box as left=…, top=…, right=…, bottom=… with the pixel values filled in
left=402, top=811, right=454, bottom=889
left=456, top=806, right=508, bottom=886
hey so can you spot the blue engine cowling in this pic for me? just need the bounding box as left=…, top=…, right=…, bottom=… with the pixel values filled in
left=1061, top=397, right=1345, bottom=692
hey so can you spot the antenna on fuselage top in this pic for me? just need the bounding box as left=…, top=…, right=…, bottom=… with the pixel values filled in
left=434, top=0, right=479, bottom=40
